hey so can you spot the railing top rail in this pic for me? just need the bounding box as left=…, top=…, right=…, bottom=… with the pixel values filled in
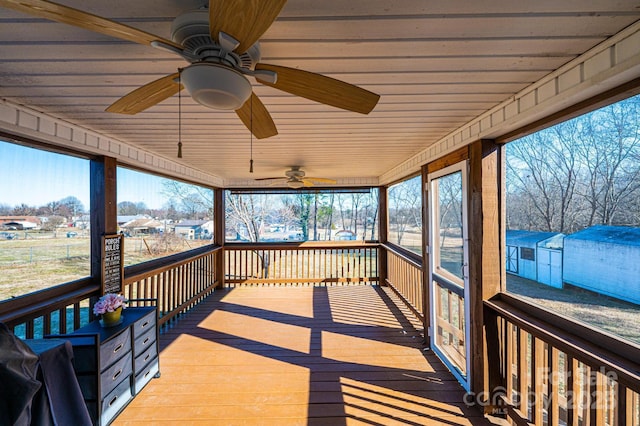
left=381, top=243, right=422, bottom=268
left=224, top=241, right=380, bottom=250
left=0, top=280, right=99, bottom=326
left=124, top=245, right=221, bottom=284
left=486, top=295, right=640, bottom=390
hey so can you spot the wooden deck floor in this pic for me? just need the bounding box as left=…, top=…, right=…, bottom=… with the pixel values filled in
left=114, top=285, right=496, bottom=425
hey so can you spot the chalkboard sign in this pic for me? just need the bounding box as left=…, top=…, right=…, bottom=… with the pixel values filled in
left=102, top=234, right=124, bottom=294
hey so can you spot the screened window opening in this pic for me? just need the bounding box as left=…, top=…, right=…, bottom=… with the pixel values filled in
left=0, top=140, right=90, bottom=302
left=117, top=167, right=214, bottom=266
left=505, top=94, right=640, bottom=345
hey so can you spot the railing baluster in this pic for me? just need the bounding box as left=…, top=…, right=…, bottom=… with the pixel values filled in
left=486, top=300, right=640, bottom=426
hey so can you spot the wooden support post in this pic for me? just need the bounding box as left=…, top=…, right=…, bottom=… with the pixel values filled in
left=378, top=186, right=388, bottom=287
left=421, top=165, right=430, bottom=342
left=90, top=156, right=117, bottom=287
left=214, top=188, right=225, bottom=289
left=468, top=140, right=502, bottom=409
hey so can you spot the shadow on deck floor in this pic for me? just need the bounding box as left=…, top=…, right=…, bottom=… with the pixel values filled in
left=114, top=285, right=499, bottom=425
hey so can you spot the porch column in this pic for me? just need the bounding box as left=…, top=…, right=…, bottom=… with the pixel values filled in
left=214, top=188, right=225, bottom=288
left=420, top=164, right=430, bottom=344
left=90, top=156, right=117, bottom=282
left=378, top=186, right=388, bottom=286
left=468, top=139, right=503, bottom=409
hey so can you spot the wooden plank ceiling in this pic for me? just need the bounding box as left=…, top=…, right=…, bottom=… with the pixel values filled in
left=1, top=0, right=639, bottom=187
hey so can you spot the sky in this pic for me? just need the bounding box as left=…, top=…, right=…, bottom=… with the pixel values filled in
left=0, top=141, right=167, bottom=211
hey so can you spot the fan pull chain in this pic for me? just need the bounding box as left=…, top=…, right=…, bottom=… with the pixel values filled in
left=177, top=70, right=183, bottom=158
left=249, top=95, right=254, bottom=173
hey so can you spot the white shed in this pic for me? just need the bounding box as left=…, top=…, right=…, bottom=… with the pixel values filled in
left=506, top=230, right=564, bottom=286
left=563, top=225, right=640, bottom=305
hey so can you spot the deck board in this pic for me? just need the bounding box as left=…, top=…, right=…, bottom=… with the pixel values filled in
left=114, top=285, right=496, bottom=425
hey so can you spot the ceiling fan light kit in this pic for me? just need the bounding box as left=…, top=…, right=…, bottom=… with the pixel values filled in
left=288, top=179, right=305, bottom=189
left=181, top=63, right=252, bottom=110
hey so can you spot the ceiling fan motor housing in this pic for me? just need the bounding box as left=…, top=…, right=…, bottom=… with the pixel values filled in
left=170, top=9, right=265, bottom=110
left=171, top=9, right=261, bottom=69
left=285, top=168, right=305, bottom=179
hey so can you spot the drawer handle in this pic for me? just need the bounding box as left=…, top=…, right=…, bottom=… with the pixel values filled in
left=144, top=354, right=151, bottom=362
left=113, top=369, right=122, bottom=381
left=144, top=370, right=151, bottom=378
left=143, top=337, right=150, bottom=345
left=109, top=395, right=118, bottom=407
left=141, top=320, right=149, bottom=328
left=113, top=343, right=123, bottom=353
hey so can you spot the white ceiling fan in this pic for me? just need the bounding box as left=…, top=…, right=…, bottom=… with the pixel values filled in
left=255, top=166, right=337, bottom=189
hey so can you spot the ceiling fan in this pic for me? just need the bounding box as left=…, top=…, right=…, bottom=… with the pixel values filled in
left=256, top=166, right=337, bottom=189
left=0, top=0, right=381, bottom=139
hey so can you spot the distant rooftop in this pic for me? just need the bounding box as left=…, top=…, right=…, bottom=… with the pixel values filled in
left=506, top=230, right=562, bottom=246
left=565, top=225, right=640, bottom=247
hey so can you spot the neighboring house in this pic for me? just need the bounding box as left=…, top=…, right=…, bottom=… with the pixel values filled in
left=116, top=215, right=151, bottom=227
left=73, top=214, right=91, bottom=229
left=506, top=230, right=564, bottom=287
left=564, top=225, right=640, bottom=305
left=174, top=220, right=208, bottom=240
left=0, top=216, right=41, bottom=230
left=120, top=218, right=164, bottom=236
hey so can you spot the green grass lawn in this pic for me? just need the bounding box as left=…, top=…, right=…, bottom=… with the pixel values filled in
left=0, top=234, right=211, bottom=300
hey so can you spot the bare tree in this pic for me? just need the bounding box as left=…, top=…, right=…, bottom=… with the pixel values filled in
left=435, top=172, right=462, bottom=248
left=162, top=180, right=213, bottom=219
left=575, top=97, right=640, bottom=226
left=388, top=176, right=421, bottom=246
left=12, top=203, right=36, bottom=215
left=506, top=124, right=579, bottom=233
left=225, top=192, right=268, bottom=242
left=60, top=196, right=85, bottom=216
left=506, top=95, right=640, bottom=232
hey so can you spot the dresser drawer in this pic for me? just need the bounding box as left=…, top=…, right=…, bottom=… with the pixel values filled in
left=100, top=352, right=132, bottom=397
left=100, top=327, right=131, bottom=367
left=135, top=343, right=158, bottom=375
left=133, top=310, right=156, bottom=338
left=100, top=374, right=132, bottom=426
left=134, top=359, right=159, bottom=394
left=134, top=327, right=156, bottom=355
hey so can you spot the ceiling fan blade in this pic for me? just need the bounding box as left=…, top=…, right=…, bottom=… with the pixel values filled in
left=106, top=73, right=182, bottom=115
left=235, top=92, right=278, bottom=139
left=209, top=0, right=287, bottom=54
left=254, top=177, right=284, bottom=181
left=0, top=0, right=182, bottom=49
left=255, top=64, right=380, bottom=114
left=302, top=180, right=315, bottom=187
left=304, top=177, right=337, bottom=184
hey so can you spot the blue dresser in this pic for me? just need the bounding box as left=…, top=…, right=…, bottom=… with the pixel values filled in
left=59, top=306, right=160, bottom=425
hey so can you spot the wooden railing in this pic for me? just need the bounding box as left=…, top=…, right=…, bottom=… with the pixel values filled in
left=0, top=246, right=221, bottom=336
left=485, top=294, right=640, bottom=426
left=383, top=244, right=424, bottom=322
left=123, top=247, right=220, bottom=327
left=224, top=242, right=379, bottom=286
left=0, top=278, right=97, bottom=339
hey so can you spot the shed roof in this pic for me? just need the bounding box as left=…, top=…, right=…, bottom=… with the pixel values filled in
left=565, top=225, right=640, bottom=247
left=506, top=230, right=561, bottom=246
left=175, top=220, right=208, bottom=228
